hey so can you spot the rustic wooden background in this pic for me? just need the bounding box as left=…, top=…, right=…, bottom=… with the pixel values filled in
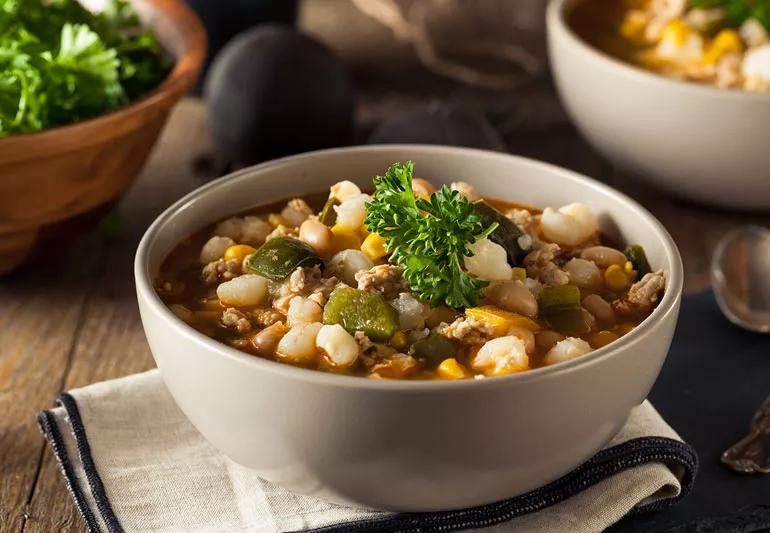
left=2, top=2, right=769, bottom=531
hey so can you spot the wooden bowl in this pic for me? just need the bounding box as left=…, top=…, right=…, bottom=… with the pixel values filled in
left=0, top=0, right=206, bottom=274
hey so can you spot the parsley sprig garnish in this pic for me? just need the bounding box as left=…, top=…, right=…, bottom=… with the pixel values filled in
left=364, top=161, right=497, bottom=309
left=689, top=0, right=770, bottom=31
left=0, top=0, right=171, bottom=136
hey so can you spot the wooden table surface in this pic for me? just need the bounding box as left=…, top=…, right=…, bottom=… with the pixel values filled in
left=3, top=3, right=770, bottom=531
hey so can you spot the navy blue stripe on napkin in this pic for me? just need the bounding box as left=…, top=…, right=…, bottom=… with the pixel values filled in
left=304, top=437, right=697, bottom=533
left=37, top=392, right=124, bottom=533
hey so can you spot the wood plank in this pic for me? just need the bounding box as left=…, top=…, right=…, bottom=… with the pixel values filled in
left=23, top=100, right=213, bottom=533
left=0, top=232, right=105, bottom=532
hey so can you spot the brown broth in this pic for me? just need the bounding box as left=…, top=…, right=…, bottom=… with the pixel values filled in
left=568, top=0, right=651, bottom=67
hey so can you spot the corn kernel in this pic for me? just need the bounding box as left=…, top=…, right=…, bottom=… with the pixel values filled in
left=437, top=358, right=471, bottom=380
left=604, top=264, right=629, bottom=292
left=268, top=213, right=289, bottom=228
left=704, top=29, right=743, bottom=64
left=588, top=330, right=619, bottom=349
left=224, top=244, right=257, bottom=262
left=511, top=267, right=527, bottom=280
left=620, top=10, right=648, bottom=42
left=465, top=305, right=540, bottom=335
left=390, top=330, right=407, bottom=350
left=662, top=19, right=692, bottom=46
left=624, top=261, right=635, bottom=274
left=360, top=233, right=388, bottom=261
left=330, top=224, right=362, bottom=252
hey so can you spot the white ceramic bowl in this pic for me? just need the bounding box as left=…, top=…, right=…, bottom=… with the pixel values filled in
left=135, top=145, right=683, bottom=511
left=547, top=0, right=770, bottom=210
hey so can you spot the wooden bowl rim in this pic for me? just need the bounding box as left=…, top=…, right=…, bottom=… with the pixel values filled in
left=0, top=0, right=206, bottom=160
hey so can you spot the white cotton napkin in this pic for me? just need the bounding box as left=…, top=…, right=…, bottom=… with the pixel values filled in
left=38, top=370, right=696, bottom=533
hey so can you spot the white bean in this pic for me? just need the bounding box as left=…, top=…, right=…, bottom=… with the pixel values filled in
left=580, top=246, right=627, bottom=268
left=213, top=218, right=243, bottom=240
left=581, top=308, right=597, bottom=333
left=299, top=219, right=334, bottom=255
left=564, top=258, right=602, bottom=289
left=200, top=236, right=235, bottom=264
left=544, top=337, right=593, bottom=366
left=327, top=249, right=375, bottom=286
left=251, top=323, right=286, bottom=356
left=487, top=280, right=538, bottom=317
left=276, top=322, right=322, bottom=364
left=541, top=203, right=598, bottom=247
left=330, top=180, right=362, bottom=201
left=316, top=324, right=360, bottom=367
left=472, top=336, right=529, bottom=376
left=333, top=193, right=371, bottom=231
left=287, top=296, right=323, bottom=326
left=464, top=238, right=513, bottom=281
left=582, top=293, right=615, bottom=324
left=240, top=216, right=272, bottom=245
left=216, top=274, right=269, bottom=307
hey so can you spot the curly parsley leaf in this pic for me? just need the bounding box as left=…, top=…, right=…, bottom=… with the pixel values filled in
left=365, top=161, right=497, bottom=309
left=0, top=0, right=171, bottom=137
left=689, top=0, right=770, bottom=30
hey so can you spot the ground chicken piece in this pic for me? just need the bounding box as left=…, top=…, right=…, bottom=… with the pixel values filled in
left=282, top=266, right=341, bottom=306
left=716, top=53, right=743, bottom=89
left=369, top=353, right=420, bottom=379
left=354, top=331, right=375, bottom=352
left=307, top=286, right=334, bottom=307
left=272, top=294, right=293, bottom=315
left=274, top=266, right=341, bottom=312
left=222, top=307, right=252, bottom=333
left=250, top=308, right=284, bottom=327
left=627, top=271, right=666, bottom=306
left=523, top=242, right=569, bottom=286
left=506, top=208, right=536, bottom=234
left=438, top=317, right=495, bottom=345
left=202, top=258, right=241, bottom=285
left=355, top=265, right=409, bottom=301
left=525, top=241, right=559, bottom=264
left=265, top=225, right=298, bottom=241
left=288, top=265, right=323, bottom=293
left=613, top=271, right=666, bottom=315
left=450, top=181, right=479, bottom=201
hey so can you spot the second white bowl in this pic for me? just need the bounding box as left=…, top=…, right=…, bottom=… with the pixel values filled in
left=548, top=0, right=770, bottom=210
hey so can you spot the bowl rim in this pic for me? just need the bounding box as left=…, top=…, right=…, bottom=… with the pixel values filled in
left=135, top=144, right=684, bottom=391
left=547, top=0, right=770, bottom=101
left=0, top=0, right=206, bottom=155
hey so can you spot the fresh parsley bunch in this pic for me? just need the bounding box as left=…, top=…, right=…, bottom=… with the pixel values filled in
left=0, top=0, right=172, bottom=136
left=364, top=161, right=497, bottom=309
left=689, top=0, right=770, bottom=30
